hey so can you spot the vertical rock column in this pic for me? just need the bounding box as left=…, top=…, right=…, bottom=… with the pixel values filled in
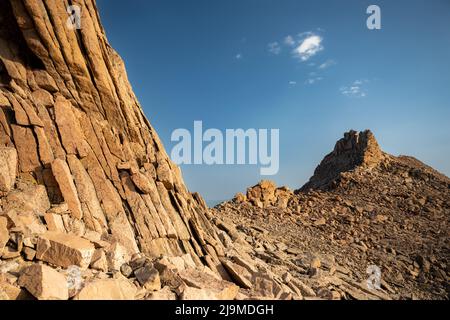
left=0, top=0, right=225, bottom=274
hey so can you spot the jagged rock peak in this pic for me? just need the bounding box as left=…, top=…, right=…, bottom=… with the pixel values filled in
left=301, top=130, right=384, bottom=191
left=333, top=130, right=383, bottom=166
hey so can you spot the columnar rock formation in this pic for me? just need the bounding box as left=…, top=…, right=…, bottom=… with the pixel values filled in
left=0, top=0, right=224, bottom=273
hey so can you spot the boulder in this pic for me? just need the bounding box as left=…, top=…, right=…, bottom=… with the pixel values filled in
left=146, top=286, right=177, bottom=300
left=0, top=280, right=30, bottom=300
left=90, top=249, right=108, bottom=272
left=18, top=264, right=68, bottom=300
left=22, top=247, right=36, bottom=261
left=178, top=268, right=239, bottom=300
left=36, top=231, right=95, bottom=269
left=221, top=260, right=252, bottom=289
left=74, top=279, right=137, bottom=300
left=44, top=212, right=66, bottom=232
left=243, top=180, right=292, bottom=208
left=135, top=265, right=161, bottom=291
left=106, top=242, right=130, bottom=271
left=3, top=185, right=50, bottom=216
left=2, top=210, right=47, bottom=236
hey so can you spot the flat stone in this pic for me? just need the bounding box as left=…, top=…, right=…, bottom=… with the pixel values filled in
left=178, top=268, right=239, bottom=300
left=221, top=259, right=252, bottom=289
left=74, top=279, right=137, bottom=300
left=44, top=212, right=66, bottom=232
left=23, top=247, right=36, bottom=261
left=36, top=231, right=94, bottom=269
left=18, top=264, right=68, bottom=300
left=90, top=249, right=108, bottom=272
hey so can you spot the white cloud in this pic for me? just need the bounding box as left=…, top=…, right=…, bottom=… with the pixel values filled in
left=318, top=59, right=336, bottom=69
left=284, top=35, right=296, bottom=47
left=268, top=42, right=281, bottom=55
left=294, top=34, right=323, bottom=61
left=305, top=77, right=323, bottom=85
left=235, top=53, right=243, bottom=60
left=340, top=80, right=369, bottom=97
left=289, top=81, right=297, bottom=86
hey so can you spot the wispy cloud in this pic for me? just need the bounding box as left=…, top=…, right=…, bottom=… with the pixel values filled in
left=318, top=59, right=336, bottom=69
left=305, top=76, right=323, bottom=85
left=294, top=34, right=323, bottom=61
left=235, top=53, right=243, bottom=60
left=288, top=81, right=297, bottom=86
left=340, top=80, right=369, bottom=97
left=268, top=30, right=325, bottom=62
left=284, top=35, right=296, bottom=47
left=268, top=42, right=281, bottom=55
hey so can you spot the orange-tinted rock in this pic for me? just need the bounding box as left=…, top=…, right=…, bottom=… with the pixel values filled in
left=36, top=231, right=95, bottom=269
left=51, top=159, right=83, bottom=220
left=18, top=264, right=68, bottom=300
left=0, top=147, right=17, bottom=193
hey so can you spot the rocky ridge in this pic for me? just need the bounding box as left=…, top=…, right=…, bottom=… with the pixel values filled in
left=214, top=131, right=450, bottom=299
left=214, top=130, right=449, bottom=300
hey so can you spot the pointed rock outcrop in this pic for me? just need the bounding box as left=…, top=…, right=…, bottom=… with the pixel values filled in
left=301, top=130, right=384, bottom=190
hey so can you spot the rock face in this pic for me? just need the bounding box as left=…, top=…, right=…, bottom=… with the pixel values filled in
left=301, top=130, right=384, bottom=190
left=0, top=0, right=224, bottom=272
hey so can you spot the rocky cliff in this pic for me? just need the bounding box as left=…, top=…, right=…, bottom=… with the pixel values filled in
left=0, top=0, right=225, bottom=274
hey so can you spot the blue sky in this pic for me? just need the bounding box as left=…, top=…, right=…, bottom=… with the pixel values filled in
left=97, top=0, right=450, bottom=202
